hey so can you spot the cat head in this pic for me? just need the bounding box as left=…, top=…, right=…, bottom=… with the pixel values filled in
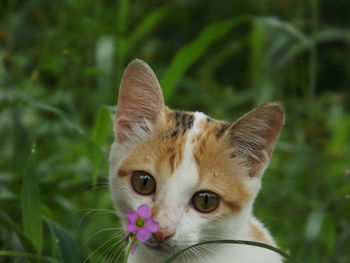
left=109, top=59, right=284, bottom=256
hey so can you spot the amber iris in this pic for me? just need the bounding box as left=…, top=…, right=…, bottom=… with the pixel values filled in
left=192, top=191, right=220, bottom=213
left=131, top=171, right=156, bottom=195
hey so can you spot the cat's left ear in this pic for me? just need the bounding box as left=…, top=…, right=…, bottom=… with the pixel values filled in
left=115, top=59, right=165, bottom=143
left=226, top=102, right=285, bottom=177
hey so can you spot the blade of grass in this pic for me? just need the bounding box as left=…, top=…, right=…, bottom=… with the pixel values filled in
left=255, top=16, right=307, bottom=42
left=0, top=210, right=37, bottom=254
left=115, top=5, right=169, bottom=88
left=21, top=143, right=43, bottom=253
left=0, top=250, right=61, bottom=263
left=309, top=0, right=319, bottom=101
left=250, top=19, right=271, bottom=105
left=160, top=15, right=251, bottom=101
left=125, top=5, right=170, bottom=54
left=95, top=36, right=115, bottom=104
left=276, top=28, right=350, bottom=70
left=1, top=82, right=85, bottom=135
left=12, top=107, right=31, bottom=179
left=327, top=115, right=350, bottom=156
left=117, top=0, right=129, bottom=35
left=165, top=239, right=294, bottom=263
left=46, top=218, right=85, bottom=263
left=301, top=208, right=325, bottom=261
left=115, top=0, right=129, bottom=84
left=91, top=105, right=112, bottom=187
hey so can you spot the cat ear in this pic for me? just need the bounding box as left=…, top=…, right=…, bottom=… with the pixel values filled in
left=227, top=102, right=285, bottom=177
left=115, top=59, right=165, bottom=143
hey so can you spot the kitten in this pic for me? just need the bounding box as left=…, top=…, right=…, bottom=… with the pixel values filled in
left=109, top=59, right=285, bottom=263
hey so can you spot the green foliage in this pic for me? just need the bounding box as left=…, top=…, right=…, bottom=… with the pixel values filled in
left=161, top=15, right=250, bottom=100
left=46, top=218, right=84, bottom=263
left=21, top=144, right=43, bottom=253
left=90, top=105, right=112, bottom=187
left=1, top=0, right=350, bottom=262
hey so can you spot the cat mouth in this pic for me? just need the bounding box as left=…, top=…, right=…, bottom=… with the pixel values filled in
left=144, top=242, right=174, bottom=253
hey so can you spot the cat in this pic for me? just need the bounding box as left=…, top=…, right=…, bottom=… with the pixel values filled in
left=109, top=59, right=285, bottom=263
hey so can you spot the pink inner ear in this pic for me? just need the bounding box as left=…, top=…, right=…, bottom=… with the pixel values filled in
left=115, top=59, right=165, bottom=143
left=228, top=102, right=285, bottom=177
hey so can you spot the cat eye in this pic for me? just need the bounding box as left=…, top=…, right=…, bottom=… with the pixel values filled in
left=131, top=171, right=156, bottom=195
left=192, top=191, right=220, bottom=213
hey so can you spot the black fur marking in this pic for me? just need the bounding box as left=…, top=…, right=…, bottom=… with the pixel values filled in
left=170, top=110, right=195, bottom=137
left=187, top=115, right=194, bottom=129
left=175, top=111, right=180, bottom=121
left=216, top=122, right=231, bottom=139
left=207, top=117, right=213, bottom=122
left=181, top=114, right=187, bottom=134
left=171, top=129, right=179, bottom=138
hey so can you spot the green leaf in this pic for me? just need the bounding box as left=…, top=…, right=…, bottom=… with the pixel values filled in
left=117, top=0, right=129, bottom=35
left=126, top=5, right=170, bottom=54
left=276, top=28, right=350, bottom=69
left=0, top=210, right=37, bottom=254
left=0, top=250, right=60, bottom=263
left=165, top=239, right=294, bottom=263
left=327, top=115, right=350, bottom=156
left=91, top=105, right=112, bottom=187
left=160, top=15, right=250, bottom=101
left=46, top=218, right=85, bottom=263
left=12, top=108, right=31, bottom=179
left=0, top=82, right=85, bottom=136
left=92, top=105, right=112, bottom=147
left=21, top=143, right=43, bottom=253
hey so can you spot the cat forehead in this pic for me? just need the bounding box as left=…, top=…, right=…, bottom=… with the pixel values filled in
left=117, top=108, right=251, bottom=212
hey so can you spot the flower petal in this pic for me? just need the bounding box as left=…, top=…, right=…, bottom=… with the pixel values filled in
left=126, top=222, right=138, bottom=233
left=120, top=234, right=129, bottom=242
left=126, top=210, right=138, bottom=224
left=145, top=218, right=159, bottom=233
left=131, top=244, right=138, bottom=254
left=136, top=228, right=151, bottom=242
left=137, top=204, right=151, bottom=219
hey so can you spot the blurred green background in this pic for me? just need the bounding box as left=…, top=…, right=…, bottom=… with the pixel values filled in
left=1, top=0, right=350, bottom=262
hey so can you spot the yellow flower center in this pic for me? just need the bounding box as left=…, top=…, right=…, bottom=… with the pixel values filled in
left=136, top=218, right=145, bottom=228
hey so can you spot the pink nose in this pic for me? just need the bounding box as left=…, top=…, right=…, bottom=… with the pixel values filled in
left=154, top=230, right=175, bottom=242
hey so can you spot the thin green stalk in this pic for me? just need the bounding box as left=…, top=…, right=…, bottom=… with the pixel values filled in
left=165, top=239, right=295, bottom=263
left=115, top=0, right=130, bottom=86
left=309, top=0, right=319, bottom=101
left=123, top=235, right=137, bottom=263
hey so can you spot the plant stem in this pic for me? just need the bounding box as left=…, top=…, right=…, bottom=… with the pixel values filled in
left=309, top=0, right=319, bottom=101
left=123, top=234, right=136, bottom=263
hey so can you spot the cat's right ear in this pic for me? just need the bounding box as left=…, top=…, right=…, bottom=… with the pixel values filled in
left=115, top=59, right=165, bottom=143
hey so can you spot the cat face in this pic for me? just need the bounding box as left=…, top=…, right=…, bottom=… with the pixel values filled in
left=109, top=59, right=284, bottom=255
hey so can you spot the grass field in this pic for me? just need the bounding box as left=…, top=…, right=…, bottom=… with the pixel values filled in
left=1, top=0, right=350, bottom=262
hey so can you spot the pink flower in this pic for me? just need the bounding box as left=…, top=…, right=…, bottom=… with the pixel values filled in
left=126, top=204, right=159, bottom=243
left=131, top=244, right=138, bottom=254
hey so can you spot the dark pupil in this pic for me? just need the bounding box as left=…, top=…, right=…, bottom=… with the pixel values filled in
left=193, top=191, right=219, bottom=213
left=141, top=175, right=149, bottom=187
left=132, top=171, right=155, bottom=195
left=204, top=193, right=209, bottom=205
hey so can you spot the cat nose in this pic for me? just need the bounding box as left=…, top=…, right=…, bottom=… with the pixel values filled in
left=153, top=230, right=175, bottom=242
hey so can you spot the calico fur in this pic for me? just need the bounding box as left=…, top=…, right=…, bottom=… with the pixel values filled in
left=109, top=59, right=285, bottom=263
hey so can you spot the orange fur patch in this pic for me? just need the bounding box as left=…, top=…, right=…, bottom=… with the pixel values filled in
left=192, top=119, right=251, bottom=216
left=117, top=107, right=188, bottom=181
left=151, top=205, right=159, bottom=218
left=251, top=220, right=272, bottom=245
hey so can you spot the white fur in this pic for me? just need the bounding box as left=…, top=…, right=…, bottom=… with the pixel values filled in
left=109, top=111, right=282, bottom=263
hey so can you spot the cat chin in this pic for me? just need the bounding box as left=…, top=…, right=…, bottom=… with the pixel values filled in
left=143, top=242, right=169, bottom=254
left=143, top=240, right=182, bottom=255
